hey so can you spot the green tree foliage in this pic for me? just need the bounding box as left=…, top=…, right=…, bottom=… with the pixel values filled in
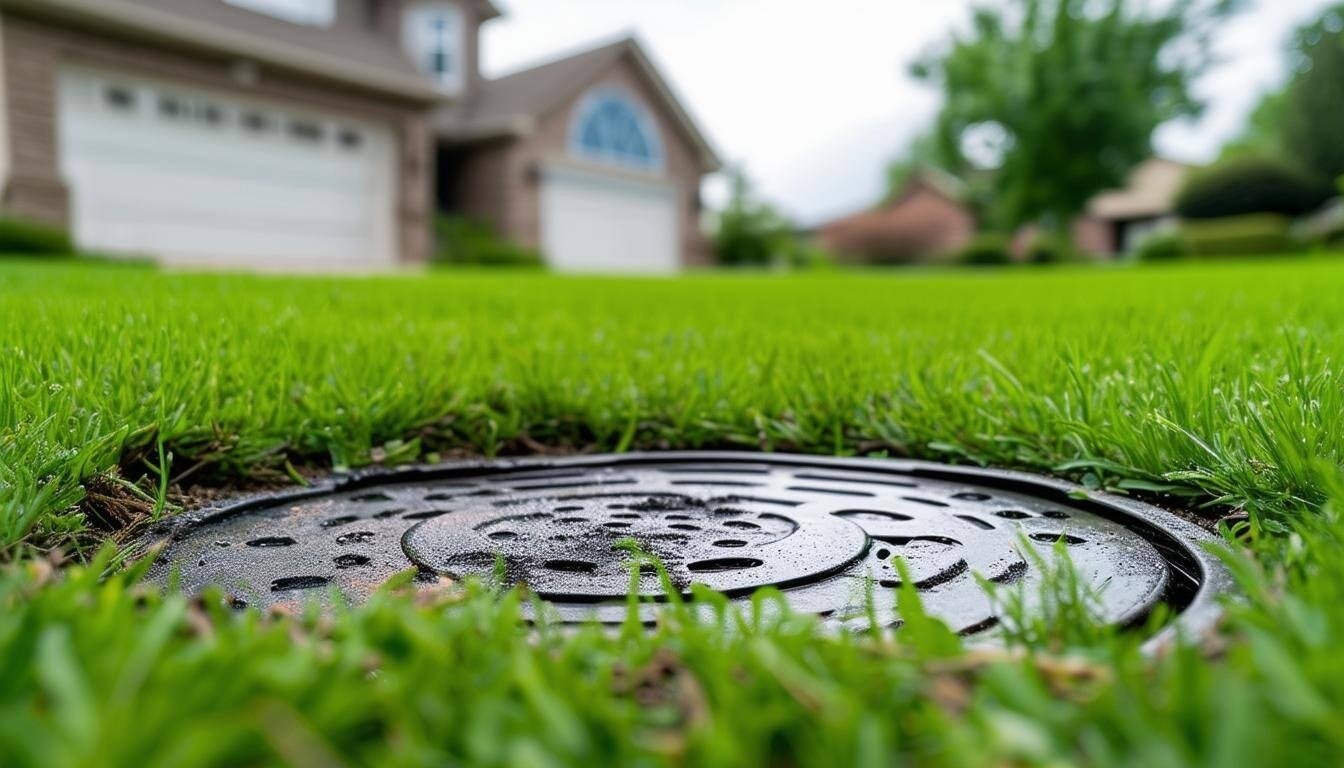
left=1280, top=4, right=1344, bottom=188
left=1220, top=88, right=1289, bottom=161
left=913, top=0, right=1240, bottom=230
left=712, top=166, right=793, bottom=266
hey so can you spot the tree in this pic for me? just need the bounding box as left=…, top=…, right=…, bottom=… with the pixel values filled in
left=913, top=0, right=1240, bottom=231
left=711, top=166, right=793, bottom=267
left=1279, top=4, right=1344, bottom=189
left=1220, top=88, right=1289, bottom=161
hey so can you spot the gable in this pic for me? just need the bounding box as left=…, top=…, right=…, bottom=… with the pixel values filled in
left=435, top=37, right=719, bottom=173
left=536, top=48, right=715, bottom=176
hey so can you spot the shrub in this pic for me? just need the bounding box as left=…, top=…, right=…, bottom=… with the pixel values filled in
left=955, top=234, right=1012, bottom=266
left=782, top=242, right=835, bottom=270
left=433, top=215, right=543, bottom=268
left=713, top=167, right=792, bottom=267
left=1134, top=232, right=1191, bottom=261
left=1175, top=156, right=1330, bottom=220
left=1025, top=233, right=1073, bottom=264
left=0, top=217, right=73, bottom=256
left=1178, top=214, right=1297, bottom=256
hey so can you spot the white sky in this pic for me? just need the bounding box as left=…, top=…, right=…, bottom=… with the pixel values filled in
left=481, top=0, right=1335, bottom=225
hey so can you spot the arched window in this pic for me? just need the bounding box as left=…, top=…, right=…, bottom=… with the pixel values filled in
left=569, top=89, right=663, bottom=171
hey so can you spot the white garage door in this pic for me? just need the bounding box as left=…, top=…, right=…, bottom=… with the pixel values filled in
left=540, top=165, right=679, bottom=273
left=57, top=68, right=397, bottom=270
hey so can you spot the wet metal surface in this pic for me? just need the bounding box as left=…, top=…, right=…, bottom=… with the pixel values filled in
left=143, top=453, right=1233, bottom=646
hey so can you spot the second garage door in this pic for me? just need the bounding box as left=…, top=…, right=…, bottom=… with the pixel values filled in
left=540, top=164, right=680, bottom=274
left=57, top=67, right=397, bottom=270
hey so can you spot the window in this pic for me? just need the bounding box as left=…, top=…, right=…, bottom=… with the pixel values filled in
left=104, top=85, right=136, bottom=112
left=241, top=111, right=273, bottom=133
left=403, top=4, right=464, bottom=93
left=224, top=0, right=335, bottom=26
left=568, top=89, right=664, bottom=171
left=197, top=104, right=224, bottom=126
left=158, top=95, right=186, bottom=119
left=337, top=128, right=363, bottom=150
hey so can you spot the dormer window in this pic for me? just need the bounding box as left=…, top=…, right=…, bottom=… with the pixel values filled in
left=403, top=4, right=465, bottom=94
left=224, top=0, right=335, bottom=26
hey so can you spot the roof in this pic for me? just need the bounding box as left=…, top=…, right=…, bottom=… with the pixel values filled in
left=0, top=0, right=443, bottom=101
left=897, top=166, right=966, bottom=206
left=437, top=35, right=722, bottom=172
left=815, top=167, right=975, bottom=260
left=818, top=165, right=968, bottom=232
left=1087, top=158, right=1194, bottom=221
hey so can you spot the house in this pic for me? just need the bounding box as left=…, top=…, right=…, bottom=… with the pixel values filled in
left=1082, top=157, right=1192, bottom=254
left=0, top=0, right=720, bottom=272
left=814, top=157, right=1193, bottom=262
left=815, top=168, right=974, bottom=264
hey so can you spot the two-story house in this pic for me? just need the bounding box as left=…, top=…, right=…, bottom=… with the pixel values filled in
left=0, top=0, right=720, bottom=271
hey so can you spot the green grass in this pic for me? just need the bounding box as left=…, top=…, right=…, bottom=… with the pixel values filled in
left=3, top=256, right=1344, bottom=765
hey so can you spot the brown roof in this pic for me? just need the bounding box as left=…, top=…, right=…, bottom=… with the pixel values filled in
left=816, top=169, right=975, bottom=261
left=1087, top=158, right=1194, bottom=221
left=819, top=167, right=967, bottom=231
left=0, top=0, right=443, bottom=101
left=437, top=35, right=721, bottom=171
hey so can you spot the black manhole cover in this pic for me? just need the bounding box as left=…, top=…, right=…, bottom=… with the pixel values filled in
left=143, top=453, right=1233, bottom=647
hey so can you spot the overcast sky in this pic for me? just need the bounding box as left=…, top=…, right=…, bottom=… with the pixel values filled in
left=481, top=0, right=1334, bottom=225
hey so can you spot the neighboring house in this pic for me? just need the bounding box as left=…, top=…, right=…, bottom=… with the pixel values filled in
left=815, top=168, right=974, bottom=264
left=0, top=0, right=720, bottom=272
left=1083, top=157, right=1192, bottom=254
left=815, top=157, right=1193, bottom=261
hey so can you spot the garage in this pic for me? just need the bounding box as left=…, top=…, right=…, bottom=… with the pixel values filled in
left=56, top=68, right=397, bottom=270
left=539, top=164, right=680, bottom=274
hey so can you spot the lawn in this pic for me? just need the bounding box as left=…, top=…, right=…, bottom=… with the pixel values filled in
left=2, top=256, right=1344, bottom=765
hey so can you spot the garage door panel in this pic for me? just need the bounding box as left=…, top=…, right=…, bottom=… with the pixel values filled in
left=541, top=166, right=679, bottom=274
left=70, top=172, right=377, bottom=229
left=67, top=138, right=380, bottom=192
left=67, top=126, right=389, bottom=182
left=57, top=68, right=396, bottom=269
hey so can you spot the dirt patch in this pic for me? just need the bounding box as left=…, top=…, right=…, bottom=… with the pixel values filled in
left=79, top=475, right=158, bottom=534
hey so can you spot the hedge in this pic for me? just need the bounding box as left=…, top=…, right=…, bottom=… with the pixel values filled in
left=1175, top=156, right=1329, bottom=220
left=1179, top=214, right=1297, bottom=256
left=954, top=233, right=1012, bottom=266
left=0, top=217, right=73, bottom=256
